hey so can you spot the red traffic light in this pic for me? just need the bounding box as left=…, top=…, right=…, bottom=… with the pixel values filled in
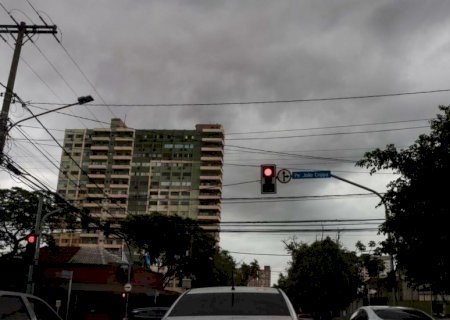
left=26, top=234, right=36, bottom=244
left=261, top=164, right=277, bottom=194
left=263, top=167, right=273, bottom=177
left=261, top=165, right=275, bottom=177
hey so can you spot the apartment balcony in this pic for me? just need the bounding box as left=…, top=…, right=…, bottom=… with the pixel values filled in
left=199, top=194, right=221, bottom=200
left=86, top=183, right=104, bottom=189
left=198, top=204, right=221, bottom=210
left=200, top=165, right=222, bottom=172
left=87, top=173, right=106, bottom=179
left=110, top=174, right=130, bottom=179
left=201, top=146, right=224, bottom=153
left=86, top=191, right=105, bottom=198
left=197, top=215, right=221, bottom=223
left=88, top=164, right=107, bottom=169
left=113, top=146, right=133, bottom=151
left=199, top=183, right=222, bottom=190
left=81, top=202, right=102, bottom=208
left=111, top=165, right=130, bottom=170
left=200, top=175, right=222, bottom=182
left=108, top=193, right=128, bottom=198
left=115, top=128, right=134, bottom=133
left=113, top=155, right=132, bottom=160
left=89, top=155, right=108, bottom=160
left=202, top=137, right=224, bottom=143
left=91, top=145, right=109, bottom=151
left=91, top=136, right=110, bottom=141
left=114, top=136, right=134, bottom=141
left=109, top=183, right=129, bottom=188
left=201, top=128, right=223, bottom=133
left=200, top=156, right=223, bottom=162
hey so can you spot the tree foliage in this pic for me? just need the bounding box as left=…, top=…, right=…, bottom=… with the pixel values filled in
left=277, top=237, right=361, bottom=319
left=120, top=213, right=238, bottom=287
left=356, top=106, right=450, bottom=296
left=0, top=187, right=76, bottom=261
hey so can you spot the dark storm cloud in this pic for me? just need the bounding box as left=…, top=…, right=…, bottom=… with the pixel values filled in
left=2, top=0, right=450, bottom=283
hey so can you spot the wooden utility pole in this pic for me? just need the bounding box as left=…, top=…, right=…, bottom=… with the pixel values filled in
left=0, top=22, right=57, bottom=163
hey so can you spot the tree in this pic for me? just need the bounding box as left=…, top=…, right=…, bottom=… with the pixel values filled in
left=277, top=237, right=361, bottom=320
left=356, top=105, right=450, bottom=297
left=0, top=187, right=76, bottom=261
left=120, top=212, right=235, bottom=287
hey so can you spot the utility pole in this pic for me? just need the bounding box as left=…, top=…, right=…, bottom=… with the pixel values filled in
left=27, top=194, right=65, bottom=294
left=0, top=22, right=57, bottom=163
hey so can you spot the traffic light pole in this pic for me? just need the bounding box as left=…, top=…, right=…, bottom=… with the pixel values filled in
left=27, top=195, right=65, bottom=294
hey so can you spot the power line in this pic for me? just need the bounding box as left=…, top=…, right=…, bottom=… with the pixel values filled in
left=226, top=118, right=431, bottom=135
left=30, top=88, right=450, bottom=107
left=228, top=250, right=290, bottom=257
left=22, top=0, right=118, bottom=120
left=226, top=126, right=429, bottom=141
left=226, top=145, right=356, bottom=163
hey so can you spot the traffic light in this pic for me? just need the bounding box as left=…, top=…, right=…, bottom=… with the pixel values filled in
left=261, top=164, right=276, bottom=194
left=24, top=234, right=37, bottom=263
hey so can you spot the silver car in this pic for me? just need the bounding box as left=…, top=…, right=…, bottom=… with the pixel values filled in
left=0, top=290, right=63, bottom=320
left=162, top=286, right=298, bottom=320
left=350, top=306, right=434, bottom=320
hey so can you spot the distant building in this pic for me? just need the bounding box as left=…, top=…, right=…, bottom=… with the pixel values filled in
left=53, top=119, right=224, bottom=254
left=247, top=266, right=271, bottom=288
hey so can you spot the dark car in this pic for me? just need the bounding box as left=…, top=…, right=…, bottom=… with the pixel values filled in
left=0, top=290, right=63, bottom=320
left=130, top=307, right=170, bottom=320
left=162, top=286, right=298, bottom=320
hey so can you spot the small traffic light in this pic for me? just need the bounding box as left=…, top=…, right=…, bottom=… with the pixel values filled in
left=24, top=234, right=36, bottom=263
left=26, top=234, right=36, bottom=244
left=261, top=164, right=277, bottom=194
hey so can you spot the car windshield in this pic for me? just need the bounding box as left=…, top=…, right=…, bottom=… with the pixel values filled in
left=373, top=309, right=434, bottom=320
left=167, top=292, right=291, bottom=316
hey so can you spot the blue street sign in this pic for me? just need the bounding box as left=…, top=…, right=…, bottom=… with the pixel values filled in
left=292, top=171, right=331, bottom=179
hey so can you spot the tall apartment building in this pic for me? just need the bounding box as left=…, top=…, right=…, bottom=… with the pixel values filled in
left=54, top=119, right=224, bottom=254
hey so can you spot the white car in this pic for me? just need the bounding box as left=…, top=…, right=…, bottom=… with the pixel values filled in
left=0, top=290, right=63, bottom=320
left=162, top=286, right=298, bottom=320
left=350, top=306, right=434, bottom=320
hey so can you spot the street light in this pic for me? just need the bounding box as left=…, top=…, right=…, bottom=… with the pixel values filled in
left=8, top=95, right=94, bottom=130
left=0, top=95, right=94, bottom=163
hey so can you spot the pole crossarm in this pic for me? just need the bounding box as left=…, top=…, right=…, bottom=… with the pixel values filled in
left=0, top=24, right=57, bottom=34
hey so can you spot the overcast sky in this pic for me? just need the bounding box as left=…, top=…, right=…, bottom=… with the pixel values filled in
left=1, top=0, right=449, bottom=285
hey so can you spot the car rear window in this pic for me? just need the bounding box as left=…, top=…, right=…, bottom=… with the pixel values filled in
left=373, top=309, right=433, bottom=320
left=167, top=292, right=291, bottom=316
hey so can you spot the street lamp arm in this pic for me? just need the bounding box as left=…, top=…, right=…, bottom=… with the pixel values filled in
left=331, top=173, right=384, bottom=202
left=8, top=95, right=94, bottom=131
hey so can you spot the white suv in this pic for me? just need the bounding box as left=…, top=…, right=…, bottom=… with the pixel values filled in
left=0, top=290, right=62, bottom=320
left=162, top=286, right=298, bottom=319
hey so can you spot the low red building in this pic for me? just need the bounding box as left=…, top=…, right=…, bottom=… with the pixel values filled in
left=34, top=246, right=178, bottom=320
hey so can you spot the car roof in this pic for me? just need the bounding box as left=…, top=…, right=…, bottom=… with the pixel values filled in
left=363, top=306, right=423, bottom=311
left=0, top=290, right=36, bottom=298
left=184, top=286, right=281, bottom=294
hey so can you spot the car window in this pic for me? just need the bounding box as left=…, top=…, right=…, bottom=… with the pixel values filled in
left=0, top=295, right=31, bottom=320
left=132, top=308, right=168, bottom=319
left=352, top=310, right=369, bottom=320
left=374, top=309, right=434, bottom=320
left=167, top=292, right=291, bottom=316
left=27, top=297, right=61, bottom=320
